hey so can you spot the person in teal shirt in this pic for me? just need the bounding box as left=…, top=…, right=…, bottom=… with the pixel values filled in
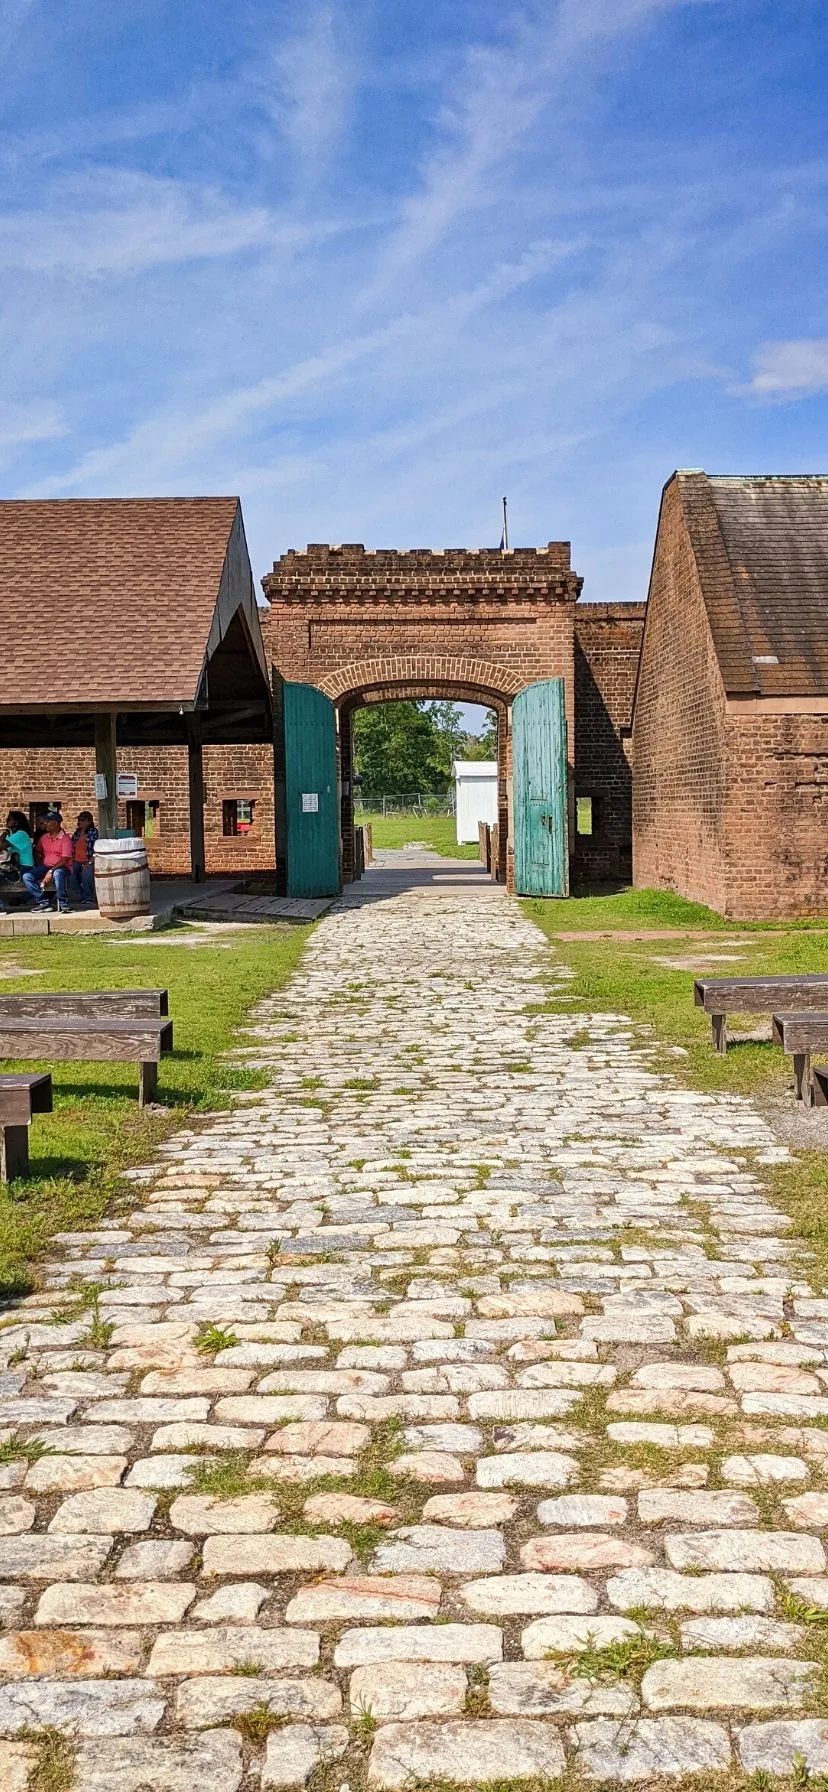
left=0, top=811, right=35, bottom=913
left=2, top=811, right=35, bottom=870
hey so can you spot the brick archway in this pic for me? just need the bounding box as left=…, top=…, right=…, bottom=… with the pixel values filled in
left=261, top=541, right=583, bottom=886
left=319, top=656, right=525, bottom=708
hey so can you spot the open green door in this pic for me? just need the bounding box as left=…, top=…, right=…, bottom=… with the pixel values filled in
left=513, top=679, right=569, bottom=897
left=283, top=683, right=340, bottom=898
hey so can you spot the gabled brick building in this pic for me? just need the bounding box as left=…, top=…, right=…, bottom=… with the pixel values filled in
left=633, top=471, right=828, bottom=918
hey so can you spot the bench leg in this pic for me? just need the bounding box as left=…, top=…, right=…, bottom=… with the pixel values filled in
left=139, top=1061, right=158, bottom=1106
left=793, top=1051, right=811, bottom=1105
left=711, top=1013, right=727, bottom=1054
left=1, top=1124, right=30, bottom=1181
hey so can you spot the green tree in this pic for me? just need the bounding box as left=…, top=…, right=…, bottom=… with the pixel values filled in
left=462, top=710, right=498, bottom=760
left=353, top=702, right=449, bottom=795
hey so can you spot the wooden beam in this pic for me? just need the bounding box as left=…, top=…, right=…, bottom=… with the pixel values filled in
left=94, top=713, right=118, bottom=837
left=186, top=718, right=206, bottom=884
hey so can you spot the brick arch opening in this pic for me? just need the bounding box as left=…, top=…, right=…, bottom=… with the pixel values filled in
left=335, top=671, right=510, bottom=883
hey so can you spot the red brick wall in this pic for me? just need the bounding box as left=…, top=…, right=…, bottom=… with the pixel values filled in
left=632, top=479, right=731, bottom=910
left=0, top=743, right=275, bottom=877
left=722, top=711, right=828, bottom=918
left=632, top=480, right=828, bottom=919
left=574, top=603, right=645, bottom=883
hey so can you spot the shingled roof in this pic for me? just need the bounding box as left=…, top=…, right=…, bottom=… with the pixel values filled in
left=676, top=471, right=828, bottom=697
left=0, top=497, right=265, bottom=711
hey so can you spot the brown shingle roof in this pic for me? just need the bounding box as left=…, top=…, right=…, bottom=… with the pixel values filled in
left=0, top=497, right=244, bottom=710
left=677, top=471, right=828, bottom=697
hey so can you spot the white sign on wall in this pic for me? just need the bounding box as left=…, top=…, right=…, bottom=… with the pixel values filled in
left=93, top=773, right=108, bottom=799
left=301, top=792, right=319, bottom=813
left=116, top=773, right=139, bottom=799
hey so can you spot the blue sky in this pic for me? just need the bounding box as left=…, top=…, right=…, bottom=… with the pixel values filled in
left=2, top=0, right=828, bottom=627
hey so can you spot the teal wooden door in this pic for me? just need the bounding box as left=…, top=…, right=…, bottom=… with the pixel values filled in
left=513, top=679, right=569, bottom=896
left=283, top=683, right=340, bottom=897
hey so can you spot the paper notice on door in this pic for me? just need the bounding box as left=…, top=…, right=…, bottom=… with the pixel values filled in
left=301, top=792, right=319, bottom=813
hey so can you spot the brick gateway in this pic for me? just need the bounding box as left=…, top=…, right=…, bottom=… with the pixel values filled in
left=0, top=527, right=643, bottom=889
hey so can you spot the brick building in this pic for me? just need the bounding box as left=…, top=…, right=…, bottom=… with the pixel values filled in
left=633, top=471, right=828, bottom=919
left=0, top=508, right=644, bottom=888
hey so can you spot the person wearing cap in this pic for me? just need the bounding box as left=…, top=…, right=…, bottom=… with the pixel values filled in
left=22, top=812, right=74, bottom=913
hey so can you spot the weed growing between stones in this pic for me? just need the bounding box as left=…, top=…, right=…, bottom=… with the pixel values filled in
left=230, top=1660, right=263, bottom=1676
left=184, top=1450, right=274, bottom=1498
left=566, top=1629, right=677, bottom=1686
left=232, top=1703, right=286, bottom=1743
left=195, top=1320, right=239, bottom=1355
left=18, top=1726, right=77, bottom=1792
left=0, top=1433, right=55, bottom=1464
left=351, top=1702, right=378, bottom=1738
left=464, top=1663, right=492, bottom=1716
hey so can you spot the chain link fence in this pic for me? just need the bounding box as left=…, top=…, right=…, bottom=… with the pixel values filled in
left=354, top=793, right=455, bottom=817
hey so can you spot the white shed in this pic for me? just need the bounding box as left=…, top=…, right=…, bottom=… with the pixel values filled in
left=453, top=760, right=498, bottom=844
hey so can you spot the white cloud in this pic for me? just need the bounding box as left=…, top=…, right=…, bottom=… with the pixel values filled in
left=0, top=399, right=65, bottom=459
left=745, top=338, right=828, bottom=399
left=0, top=169, right=278, bottom=275
left=260, top=1, right=356, bottom=176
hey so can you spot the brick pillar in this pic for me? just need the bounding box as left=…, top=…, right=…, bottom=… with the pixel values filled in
left=339, top=707, right=355, bottom=883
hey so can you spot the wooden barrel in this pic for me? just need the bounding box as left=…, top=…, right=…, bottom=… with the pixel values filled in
left=93, top=837, right=150, bottom=920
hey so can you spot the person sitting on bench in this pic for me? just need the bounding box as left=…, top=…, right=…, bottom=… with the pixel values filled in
left=23, top=812, right=74, bottom=914
left=0, top=811, right=35, bottom=915
left=71, top=811, right=98, bottom=907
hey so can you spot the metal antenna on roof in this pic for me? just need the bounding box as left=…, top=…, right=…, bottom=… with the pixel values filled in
left=500, top=497, right=509, bottom=551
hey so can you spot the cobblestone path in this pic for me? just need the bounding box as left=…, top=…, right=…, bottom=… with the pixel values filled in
left=4, top=859, right=828, bottom=1790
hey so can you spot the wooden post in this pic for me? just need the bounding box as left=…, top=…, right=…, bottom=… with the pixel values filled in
left=138, top=1061, right=158, bottom=1106
left=711, top=1012, right=727, bottom=1054
left=94, top=713, right=118, bottom=838
left=186, top=717, right=205, bottom=884
left=0, top=1124, right=29, bottom=1181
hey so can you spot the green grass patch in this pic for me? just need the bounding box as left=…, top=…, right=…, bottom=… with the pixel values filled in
left=360, top=812, right=479, bottom=858
left=0, top=920, right=310, bottom=1298
left=525, top=884, right=732, bottom=931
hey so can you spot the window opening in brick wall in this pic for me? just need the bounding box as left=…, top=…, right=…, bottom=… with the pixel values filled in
left=223, top=798, right=256, bottom=836
left=29, top=801, right=62, bottom=831
left=576, top=795, right=598, bottom=836
left=126, top=799, right=161, bottom=840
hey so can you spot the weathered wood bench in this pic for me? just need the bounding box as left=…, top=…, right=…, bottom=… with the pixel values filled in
left=0, top=989, right=168, bottom=1020
left=0, top=1016, right=173, bottom=1106
left=811, top=1067, right=828, bottom=1108
left=694, top=975, right=828, bottom=1054
left=771, top=1013, right=828, bottom=1107
left=0, top=1072, right=53, bottom=1180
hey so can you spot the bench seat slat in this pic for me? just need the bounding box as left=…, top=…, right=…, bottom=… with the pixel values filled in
left=771, top=1012, right=828, bottom=1050
left=695, top=975, right=828, bottom=1013
left=0, top=990, right=168, bottom=1020
left=0, top=1018, right=173, bottom=1063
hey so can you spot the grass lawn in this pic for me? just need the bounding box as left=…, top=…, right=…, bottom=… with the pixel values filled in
left=0, top=921, right=310, bottom=1298
left=361, top=812, right=479, bottom=858
left=525, top=887, right=828, bottom=1279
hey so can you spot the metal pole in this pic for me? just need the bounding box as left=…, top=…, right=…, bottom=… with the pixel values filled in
left=502, top=496, right=509, bottom=551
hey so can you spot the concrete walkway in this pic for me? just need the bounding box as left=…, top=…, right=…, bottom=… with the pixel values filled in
left=2, top=854, right=827, bottom=1790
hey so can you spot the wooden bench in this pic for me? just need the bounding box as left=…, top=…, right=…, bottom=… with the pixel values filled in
left=0, top=1073, right=52, bottom=1180
left=771, top=1013, right=828, bottom=1107
left=694, top=975, right=828, bottom=1053
left=0, top=1016, right=173, bottom=1106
